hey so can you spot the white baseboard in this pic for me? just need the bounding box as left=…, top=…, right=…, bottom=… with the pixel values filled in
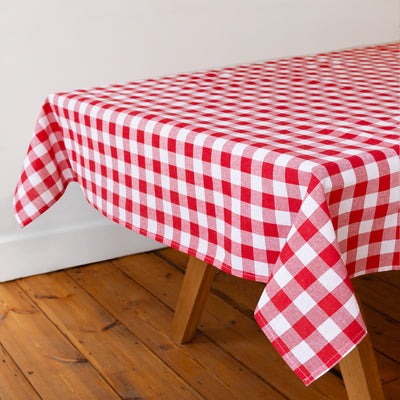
left=0, top=218, right=165, bottom=282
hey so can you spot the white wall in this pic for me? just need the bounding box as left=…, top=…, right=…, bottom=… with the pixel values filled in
left=1, top=0, right=398, bottom=281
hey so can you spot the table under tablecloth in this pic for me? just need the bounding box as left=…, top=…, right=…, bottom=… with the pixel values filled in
left=14, top=42, right=399, bottom=385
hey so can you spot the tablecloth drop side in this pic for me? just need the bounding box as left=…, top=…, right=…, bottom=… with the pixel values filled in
left=14, top=98, right=77, bottom=227
left=255, top=174, right=367, bottom=385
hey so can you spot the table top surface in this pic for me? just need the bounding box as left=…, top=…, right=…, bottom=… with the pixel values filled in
left=60, top=43, right=398, bottom=161
left=14, top=42, right=399, bottom=385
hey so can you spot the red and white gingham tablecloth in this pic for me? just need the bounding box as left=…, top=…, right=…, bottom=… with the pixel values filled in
left=14, top=43, right=400, bottom=385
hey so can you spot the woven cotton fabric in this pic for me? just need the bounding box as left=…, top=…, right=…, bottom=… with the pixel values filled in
left=14, top=43, right=400, bottom=384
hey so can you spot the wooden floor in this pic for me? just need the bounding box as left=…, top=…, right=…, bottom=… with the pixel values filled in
left=0, top=248, right=398, bottom=399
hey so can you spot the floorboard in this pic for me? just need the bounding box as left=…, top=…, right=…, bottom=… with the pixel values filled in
left=0, top=344, right=41, bottom=400
left=0, top=281, right=120, bottom=400
left=112, top=252, right=347, bottom=400
left=0, top=248, right=397, bottom=400
left=68, top=261, right=283, bottom=400
left=19, top=271, right=201, bottom=400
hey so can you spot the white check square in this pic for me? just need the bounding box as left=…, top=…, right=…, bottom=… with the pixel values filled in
left=317, top=319, right=341, bottom=342
left=268, top=314, right=291, bottom=336
left=290, top=341, right=314, bottom=364
left=296, top=242, right=318, bottom=266
left=293, top=291, right=318, bottom=314
left=317, top=268, right=343, bottom=292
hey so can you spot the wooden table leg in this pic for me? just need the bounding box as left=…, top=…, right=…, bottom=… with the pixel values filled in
left=171, top=256, right=216, bottom=344
left=339, top=299, right=385, bottom=400
left=171, top=255, right=386, bottom=400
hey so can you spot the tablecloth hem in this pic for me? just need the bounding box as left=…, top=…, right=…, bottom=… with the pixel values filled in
left=254, top=309, right=367, bottom=386
left=14, top=177, right=77, bottom=228
left=301, top=329, right=367, bottom=386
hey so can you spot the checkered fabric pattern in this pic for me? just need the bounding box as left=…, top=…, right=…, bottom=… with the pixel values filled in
left=14, top=43, right=400, bottom=385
